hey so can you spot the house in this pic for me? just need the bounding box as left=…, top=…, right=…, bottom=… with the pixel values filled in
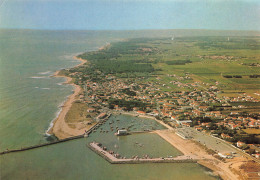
left=199, top=106, right=208, bottom=111
left=221, top=133, right=231, bottom=139
left=97, top=113, right=107, bottom=120
left=137, top=110, right=146, bottom=115
left=195, top=127, right=203, bottom=131
left=237, top=141, right=246, bottom=148
left=87, top=108, right=96, bottom=113
left=171, top=116, right=176, bottom=120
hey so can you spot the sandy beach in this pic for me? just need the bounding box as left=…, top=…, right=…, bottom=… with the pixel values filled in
left=155, top=129, right=242, bottom=180
left=47, top=56, right=89, bottom=139
left=48, top=43, right=111, bottom=139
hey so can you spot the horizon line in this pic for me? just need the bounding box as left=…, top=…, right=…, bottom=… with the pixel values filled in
left=1, top=28, right=260, bottom=32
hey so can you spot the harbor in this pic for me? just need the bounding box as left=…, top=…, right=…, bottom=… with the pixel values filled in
left=1, top=113, right=218, bottom=180
left=88, top=142, right=199, bottom=164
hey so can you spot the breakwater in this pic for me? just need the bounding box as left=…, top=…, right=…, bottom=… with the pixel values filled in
left=0, top=120, right=104, bottom=155
left=0, top=135, right=84, bottom=155
left=88, top=142, right=199, bottom=164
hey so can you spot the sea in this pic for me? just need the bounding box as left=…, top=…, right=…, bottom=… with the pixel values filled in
left=0, top=29, right=219, bottom=180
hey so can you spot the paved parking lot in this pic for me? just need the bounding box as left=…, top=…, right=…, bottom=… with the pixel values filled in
left=176, top=127, right=240, bottom=155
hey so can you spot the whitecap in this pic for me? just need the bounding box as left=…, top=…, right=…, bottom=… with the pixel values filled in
left=45, top=94, right=70, bottom=136
left=204, top=171, right=218, bottom=177
left=38, top=71, right=52, bottom=75
left=30, top=76, right=48, bottom=79
left=59, top=54, right=75, bottom=60
left=35, top=87, right=39, bottom=88
left=41, top=88, right=50, bottom=90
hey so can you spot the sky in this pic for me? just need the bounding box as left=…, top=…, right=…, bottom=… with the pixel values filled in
left=0, top=0, right=259, bottom=30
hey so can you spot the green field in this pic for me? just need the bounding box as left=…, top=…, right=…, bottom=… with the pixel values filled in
left=77, top=36, right=260, bottom=99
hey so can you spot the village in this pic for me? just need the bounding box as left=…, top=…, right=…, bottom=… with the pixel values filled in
left=68, top=64, right=260, bottom=162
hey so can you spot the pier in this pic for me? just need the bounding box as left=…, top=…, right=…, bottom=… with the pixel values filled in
left=88, top=142, right=199, bottom=164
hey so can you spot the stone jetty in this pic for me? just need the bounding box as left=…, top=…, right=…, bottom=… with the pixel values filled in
left=88, top=142, right=200, bottom=164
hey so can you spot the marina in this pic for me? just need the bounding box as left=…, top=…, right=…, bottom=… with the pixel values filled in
left=89, top=142, right=199, bottom=164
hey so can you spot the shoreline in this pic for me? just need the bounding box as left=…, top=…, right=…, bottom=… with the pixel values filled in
left=46, top=55, right=87, bottom=139
left=46, top=43, right=110, bottom=139
left=154, top=129, right=241, bottom=180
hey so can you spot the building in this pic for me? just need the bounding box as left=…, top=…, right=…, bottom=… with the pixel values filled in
left=237, top=141, right=246, bottom=148
left=116, top=129, right=128, bottom=136
left=176, top=119, right=192, bottom=125
left=87, top=108, right=96, bottom=113
left=97, top=113, right=107, bottom=119
left=218, top=152, right=233, bottom=159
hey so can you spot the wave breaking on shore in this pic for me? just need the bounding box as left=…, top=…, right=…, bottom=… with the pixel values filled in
left=44, top=53, right=86, bottom=137
left=45, top=94, right=71, bottom=136
left=30, top=76, right=49, bottom=79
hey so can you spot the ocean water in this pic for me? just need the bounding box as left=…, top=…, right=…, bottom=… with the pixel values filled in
left=0, top=30, right=218, bottom=179
left=0, top=30, right=117, bottom=150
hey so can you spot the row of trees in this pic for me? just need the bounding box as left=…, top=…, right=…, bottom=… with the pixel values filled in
left=108, top=98, right=148, bottom=111
left=165, top=60, right=192, bottom=65
left=223, top=75, right=242, bottom=78
left=76, top=39, right=157, bottom=75
left=92, top=60, right=154, bottom=74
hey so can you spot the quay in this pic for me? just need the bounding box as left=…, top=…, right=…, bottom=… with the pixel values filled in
left=88, top=142, right=200, bottom=164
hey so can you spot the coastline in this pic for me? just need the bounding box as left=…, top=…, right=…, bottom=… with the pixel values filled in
left=47, top=43, right=110, bottom=139
left=47, top=56, right=87, bottom=139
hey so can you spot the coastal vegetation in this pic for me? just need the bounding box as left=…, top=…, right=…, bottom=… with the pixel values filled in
left=108, top=98, right=149, bottom=111
left=165, top=60, right=192, bottom=65
left=64, top=102, right=95, bottom=129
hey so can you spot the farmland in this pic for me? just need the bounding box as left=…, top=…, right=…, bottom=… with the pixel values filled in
left=76, top=36, right=260, bottom=98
